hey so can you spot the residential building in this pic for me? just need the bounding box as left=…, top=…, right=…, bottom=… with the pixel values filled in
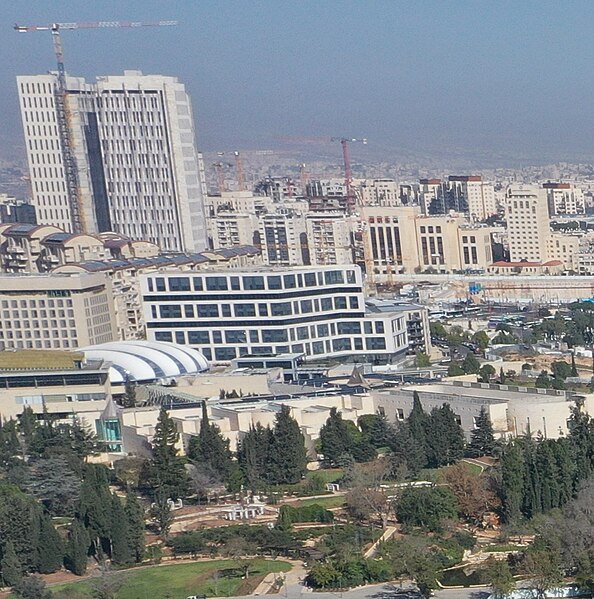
left=505, top=185, right=550, bottom=263
left=544, top=182, right=585, bottom=216
left=0, top=272, right=117, bottom=350
left=0, top=195, right=36, bottom=224
left=419, top=178, right=445, bottom=214
left=259, top=212, right=309, bottom=266
left=17, top=71, right=207, bottom=251
left=208, top=212, right=259, bottom=249
left=204, top=191, right=275, bottom=217
left=305, top=213, right=354, bottom=265
left=141, top=265, right=410, bottom=363
left=448, top=176, right=497, bottom=221
left=359, top=179, right=401, bottom=206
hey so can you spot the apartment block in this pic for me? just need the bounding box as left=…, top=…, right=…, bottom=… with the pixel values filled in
left=18, top=71, right=207, bottom=252
left=359, top=179, right=401, bottom=206
left=208, top=212, right=259, bottom=249
left=448, top=176, right=497, bottom=221
left=204, top=191, right=275, bottom=217
left=305, top=213, right=354, bottom=265
left=141, top=265, right=410, bottom=363
left=259, top=212, right=308, bottom=266
left=544, top=182, right=585, bottom=216
left=0, top=272, right=116, bottom=350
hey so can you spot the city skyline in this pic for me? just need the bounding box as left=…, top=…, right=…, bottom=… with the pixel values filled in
left=3, top=1, right=594, bottom=165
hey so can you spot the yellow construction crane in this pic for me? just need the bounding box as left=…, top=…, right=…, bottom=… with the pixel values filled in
left=14, top=20, right=177, bottom=233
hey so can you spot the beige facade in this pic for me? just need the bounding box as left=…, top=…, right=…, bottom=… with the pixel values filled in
left=208, top=212, right=259, bottom=249
left=546, top=232, right=580, bottom=271
left=305, top=213, right=355, bottom=265
left=544, top=182, right=585, bottom=216
left=359, top=179, right=401, bottom=206
left=449, top=176, right=497, bottom=221
left=259, top=212, right=308, bottom=266
left=505, top=185, right=550, bottom=263
left=0, top=272, right=117, bottom=350
left=205, top=191, right=275, bottom=217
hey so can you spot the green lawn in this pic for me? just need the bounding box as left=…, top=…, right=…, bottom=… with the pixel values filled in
left=306, top=469, right=343, bottom=484
left=292, top=495, right=346, bottom=509
left=50, top=559, right=291, bottom=599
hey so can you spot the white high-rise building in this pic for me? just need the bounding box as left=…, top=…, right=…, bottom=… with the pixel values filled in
left=543, top=182, right=585, bottom=216
left=505, top=185, right=550, bottom=263
left=17, top=71, right=207, bottom=252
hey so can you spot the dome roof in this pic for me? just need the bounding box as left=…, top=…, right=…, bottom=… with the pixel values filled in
left=82, top=340, right=209, bottom=384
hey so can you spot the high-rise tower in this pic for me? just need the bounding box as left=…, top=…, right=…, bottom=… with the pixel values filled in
left=17, top=70, right=207, bottom=252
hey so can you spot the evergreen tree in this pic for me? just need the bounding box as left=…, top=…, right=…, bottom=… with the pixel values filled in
left=408, top=392, right=430, bottom=457
left=36, top=514, right=63, bottom=574
left=468, top=406, right=495, bottom=457
left=65, top=519, right=90, bottom=576
left=124, top=490, right=145, bottom=563
left=12, top=575, right=52, bottom=599
left=568, top=401, right=594, bottom=483
left=110, top=494, right=132, bottom=566
left=188, top=403, right=234, bottom=480
left=462, top=352, right=481, bottom=374
left=0, top=419, right=19, bottom=470
left=501, top=440, right=525, bottom=522
left=500, top=367, right=506, bottom=384
left=1, top=540, right=23, bottom=587
left=319, top=408, right=351, bottom=465
left=572, top=354, right=579, bottom=377
left=387, top=422, right=427, bottom=475
left=123, top=377, right=137, bottom=409
left=151, top=407, right=188, bottom=499
left=268, top=405, right=308, bottom=484
left=17, top=407, right=37, bottom=449
left=151, top=488, right=173, bottom=538
left=238, top=424, right=273, bottom=491
left=426, top=404, right=465, bottom=467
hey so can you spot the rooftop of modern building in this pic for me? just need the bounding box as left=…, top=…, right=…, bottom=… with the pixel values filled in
left=0, top=350, right=85, bottom=371
left=365, top=298, right=425, bottom=314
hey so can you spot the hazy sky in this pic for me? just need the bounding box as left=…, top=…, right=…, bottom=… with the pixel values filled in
left=3, top=1, right=594, bottom=160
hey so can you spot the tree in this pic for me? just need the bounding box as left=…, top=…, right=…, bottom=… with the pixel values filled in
left=426, top=404, right=465, bottom=467
left=522, top=550, right=562, bottom=599
left=238, top=424, right=273, bottom=491
left=1, top=540, right=23, bottom=587
left=187, top=402, right=234, bottom=484
left=551, top=360, right=573, bottom=381
left=110, top=494, right=132, bottom=566
left=408, top=392, right=430, bottom=456
left=572, top=354, right=579, bottom=377
left=65, top=519, right=90, bottom=576
left=478, top=364, right=496, bottom=383
left=12, top=575, right=52, bottom=599
left=483, top=557, right=515, bottom=598
left=535, top=371, right=552, bottom=389
left=396, top=486, right=458, bottom=532
left=429, top=321, right=447, bottom=339
left=268, top=405, right=308, bottom=484
left=414, top=352, right=431, bottom=368
left=468, top=406, right=495, bottom=456
left=122, top=377, right=137, bottom=409
left=151, top=489, right=173, bottom=539
left=36, top=514, right=63, bottom=573
left=91, top=563, right=122, bottom=599
left=462, top=353, right=481, bottom=375
left=442, top=462, right=499, bottom=521
left=319, top=408, right=353, bottom=466
left=501, top=441, right=526, bottom=522
left=150, top=408, right=188, bottom=499
left=124, top=490, right=145, bottom=563
left=387, top=421, right=427, bottom=475
left=472, top=330, right=490, bottom=351
left=447, top=362, right=465, bottom=377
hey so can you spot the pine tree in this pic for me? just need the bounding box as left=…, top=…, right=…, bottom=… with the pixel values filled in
left=123, top=377, right=137, bottom=408
left=151, top=408, right=188, bottom=499
left=65, top=519, right=90, bottom=576
left=408, top=392, right=430, bottom=456
left=426, top=404, right=465, bottom=467
left=36, top=514, right=63, bottom=573
left=110, top=494, right=132, bottom=566
left=319, top=408, right=351, bottom=465
left=1, top=540, right=22, bottom=587
left=468, top=406, right=495, bottom=457
left=151, top=488, right=173, bottom=538
left=124, top=490, right=145, bottom=563
left=238, top=424, right=272, bottom=490
left=268, top=405, right=308, bottom=484
left=388, top=421, right=427, bottom=475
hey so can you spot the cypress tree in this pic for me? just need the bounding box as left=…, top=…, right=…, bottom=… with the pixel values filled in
left=571, top=354, right=578, bottom=377
left=36, top=514, right=63, bottom=573
left=268, top=405, right=308, bottom=484
left=319, top=407, right=351, bottom=465
left=426, top=404, right=465, bottom=467
left=468, top=406, right=496, bottom=457
left=238, top=424, right=272, bottom=490
left=387, top=421, right=427, bottom=474
left=501, top=440, right=525, bottom=522
left=65, top=519, right=90, bottom=576
left=408, top=392, right=430, bottom=456
left=1, top=540, right=22, bottom=587
left=124, top=490, right=145, bottom=563
left=110, top=494, right=132, bottom=566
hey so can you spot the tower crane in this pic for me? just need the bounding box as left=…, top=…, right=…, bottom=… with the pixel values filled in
left=14, top=20, right=177, bottom=233
left=233, top=151, right=247, bottom=192
left=330, top=137, right=367, bottom=213
left=212, top=161, right=233, bottom=195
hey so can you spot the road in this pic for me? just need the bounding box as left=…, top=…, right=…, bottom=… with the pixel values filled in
left=225, top=582, right=491, bottom=599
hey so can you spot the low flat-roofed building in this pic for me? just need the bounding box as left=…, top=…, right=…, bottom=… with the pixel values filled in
left=373, top=380, right=584, bottom=440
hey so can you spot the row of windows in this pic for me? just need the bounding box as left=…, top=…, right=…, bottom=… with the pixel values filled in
left=149, top=270, right=357, bottom=293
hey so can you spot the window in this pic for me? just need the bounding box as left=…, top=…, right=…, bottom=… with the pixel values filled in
left=268, top=276, right=282, bottom=290
left=159, top=305, right=182, bottom=318
left=271, top=302, right=292, bottom=316
left=155, top=278, right=166, bottom=292
left=297, top=327, right=309, bottom=340
left=258, top=304, right=268, bottom=317
left=397, top=408, right=405, bottom=421
left=262, top=329, right=288, bottom=342
left=249, top=330, right=259, bottom=343
left=332, top=338, right=351, bottom=352
left=184, top=305, right=194, bottom=318
left=312, top=341, right=324, bottom=354
left=364, top=322, right=373, bottom=334
left=155, top=331, right=172, bottom=342
left=168, top=277, right=190, bottom=291
left=300, top=299, right=313, bottom=313
left=346, top=270, right=356, bottom=284
left=215, top=347, right=236, bottom=361
left=175, top=331, right=185, bottom=344
left=188, top=331, right=209, bottom=344
left=324, top=270, right=344, bottom=285
left=197, top=305, right=219, bottom=317
left=222, top=305, right=232, bottom=317
left=349, top=297, right=359, bottom=310
left=206, top=276, right=228, bottom=291
left=226, top=330, right=247, bottom=343
left=243, top=276, right=264, bottom=290
left=317, top=324, right=329, bottom=337
left=304, top=273, right=317, bottom=287
left=321, top=298, right=333, bottom=311
left=202, top=348, right=212, bottom=360
left=235, top=304, right=256, bottom=317
left=334, top=297, right=347, bottom=310
left=283, top=274, right=296, bottom=288
left=366, top=338, right=386, bottom=350
left=230, top=276, right=240, bottom=290
left=212, top=331, right=222, bottom=343
left=192, top=277, right=203, bottom=291
left=354, top=338, right=363, bottom=350
left=338, top=322, right=361, bottom=334
left=375, top=321, right=385, bottom=333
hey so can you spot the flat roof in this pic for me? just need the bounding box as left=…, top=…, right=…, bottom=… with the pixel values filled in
left=0, top=350, right=84, bottom=371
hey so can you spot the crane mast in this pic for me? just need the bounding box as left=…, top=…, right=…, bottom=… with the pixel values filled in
left=331, top=137, right=367, bottom=214
left=14, top=20, right=177, bottom=234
